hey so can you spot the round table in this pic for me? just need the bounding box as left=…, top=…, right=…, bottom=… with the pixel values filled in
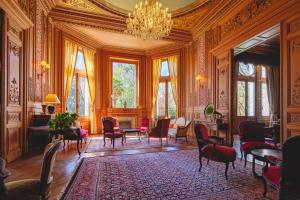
left=250, top=148, right=282, bottom=179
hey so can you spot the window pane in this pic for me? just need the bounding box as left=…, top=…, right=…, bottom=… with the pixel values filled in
left=239, top=63, right=255, bottom=77
left=79, top=77, right=89, bottom=116
left=75, top=51, right=86, bottom=70
left=67, top=77, right=76, bottom=113
left=261, top=66, right=267, bottom=79
left=112, top=62, right=136, bottom=108
left=160, top=60, right=169, bottom=76
left=168, top=83, right=176, bottom=117
left=237, top=81, right=246, bottom=116
left=262, top=83, right=270, bottom=116
left=157, top=82, right=166, bottom=116
left=247, top=82, right=255, bottom=116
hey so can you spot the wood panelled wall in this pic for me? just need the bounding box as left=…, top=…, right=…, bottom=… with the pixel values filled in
left=0, top=0, right=54, bottom=162
left=183, top=0, right=300, bottom=145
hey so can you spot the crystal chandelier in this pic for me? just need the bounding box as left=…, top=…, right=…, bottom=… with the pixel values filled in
left=125, top=0, right=173, bottom=40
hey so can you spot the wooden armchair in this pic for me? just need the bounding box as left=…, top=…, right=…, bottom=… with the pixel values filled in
left=4, top=141, right=61, bottom=200
left=148, top=118, right=170, bottom=145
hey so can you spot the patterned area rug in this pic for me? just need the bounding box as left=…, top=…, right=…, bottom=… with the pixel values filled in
left=85, top=136, right=195, bottom=153
left=61, top=149, right=277, bottom=200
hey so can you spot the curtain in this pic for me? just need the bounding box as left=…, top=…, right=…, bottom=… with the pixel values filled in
left=168, top=56, right=178, bottom=116
left=152, top=58, right=162, bottom=118
left=64, top=40, right=78, bottom=108
left=267, top=66, right=280, bottom=125
left=84, top=49, right=97, bottom=134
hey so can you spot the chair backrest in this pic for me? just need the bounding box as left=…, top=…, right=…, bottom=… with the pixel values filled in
left=156, top=118, right=170, bottom=137
left=194, top=123, right=208, bottom=150
left=40, top=141, right=61, bottom=195
left=141, top=117, right=149, bottom=127
left=185, top=120, right=191, bottom=126
left=102, top=117, right=118, bottom=127
left=175, top=117, right=186, bottom=126
left=280, top=135, right=300, bottom=198
left=102, top=119, right=114, bottom=133
left=239, top=121, right=265, bottom=142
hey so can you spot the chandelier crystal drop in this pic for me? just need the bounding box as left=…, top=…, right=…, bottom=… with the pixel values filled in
left=125, top=0, right=173, bottom=40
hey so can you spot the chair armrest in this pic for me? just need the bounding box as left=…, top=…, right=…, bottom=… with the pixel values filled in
left=208, top=136, right=224, bottom=145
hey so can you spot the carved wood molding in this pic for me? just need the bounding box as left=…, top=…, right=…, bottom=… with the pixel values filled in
left=9, top=78, right=20, bottom=104
left=0, top=0, right=33, bottom=29
left=293, top=76, right=300, bottom=104
left=220, top=0, right=273, bottom=40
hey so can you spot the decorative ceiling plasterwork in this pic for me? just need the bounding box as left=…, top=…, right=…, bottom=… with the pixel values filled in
left=62, top=0, right=95, bottom=11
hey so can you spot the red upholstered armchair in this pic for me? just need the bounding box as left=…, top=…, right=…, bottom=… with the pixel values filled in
left=239, top=121, right=277, bottom=167
left=194, top=123, right=236, bottom=180
left=148, top=118, right=170, bottom=145
left=102, top=118, right=124, bottom=148
left=262, top=135, right=300, bottom=199
left=102, top=116, right=120, bottom=132
left=139, top=117, right=150, bottom=135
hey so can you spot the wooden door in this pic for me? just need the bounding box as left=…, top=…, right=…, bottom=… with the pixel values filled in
left=1, top=16, right=24, bottom=162
left=213, top=49, right=233, bottom=145
left=282, top=14, right=300, bottom=142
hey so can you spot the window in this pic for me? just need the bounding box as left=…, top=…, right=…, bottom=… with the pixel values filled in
left=112, top=61, right=137, bottom=108
left=156, top=60, right=176, bottom=117
left=67, top=50, right=90, bottom=116
left=236, top=62, right=270, bottom=118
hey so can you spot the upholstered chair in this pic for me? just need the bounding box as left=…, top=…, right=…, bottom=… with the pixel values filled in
left=4, top=141, right=61, bottom=200
left=169, top=120, right=192, bottom=142
left=102, top=118, right=124, bottom=148
left=102, top=117, right=120, bottom=132
left=194, top=123, right=236, bottom=180
left=239, top=121, right=277, bottom=167
left=139, top=117, right=150, bottom=135
left=148, top=118, right=170, bottom=145
left=262, top=135, right=300, bottom=199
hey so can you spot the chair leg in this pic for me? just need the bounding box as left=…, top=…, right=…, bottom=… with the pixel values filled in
left=166, top=137, right=168, bottom=145
left=244, top=153, right=248, bottom=168
left=232, top=162, right=235, bottom=169
left=240, top=151, right=243, bottom=160
left=207, top=159, right=209, bottom=165
left=148, top=136, right=150, bottom=144
left=199, top=155, right=202, bottom=172
left=225, top=162, right=229, bottom=180
left=186, top=136, right=188, bottom=142
left=160, top=138, right=163, bottom=146
left=122, top=136, right=124, bottom=145
left=103, top=136, right=106, bottom=147
left=262, top=177, right=268, bottom=197
left=112, top=138, right=115, bottom=149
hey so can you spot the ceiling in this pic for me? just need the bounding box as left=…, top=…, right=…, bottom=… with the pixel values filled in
left=103, top=0, right=197, bottom=12
left=68, top=24, right=174, bottom=50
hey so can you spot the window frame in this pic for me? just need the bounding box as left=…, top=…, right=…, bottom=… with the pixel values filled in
left=109, top=57, right=140, bottom=109
left=67, top=49, right=89, bottom=119
left=157, top=59, right=176, bottom=118
left=235, top=62, right=270, bottom=119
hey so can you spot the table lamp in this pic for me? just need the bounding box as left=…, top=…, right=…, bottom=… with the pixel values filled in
left=44, top=93, right=60, bottom=114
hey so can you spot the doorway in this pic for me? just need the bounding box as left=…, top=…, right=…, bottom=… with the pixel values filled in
left=232, top=24, right=281, bottom=135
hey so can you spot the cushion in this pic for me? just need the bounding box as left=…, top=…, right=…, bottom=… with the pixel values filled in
left=168, top=128, right=177, bottom=137
left=140, top=127, right=149, bottom=132
left=241, top=141, right=276, bottom=152
left=202, top=145, right=236, bottom=162
left=263, top=166, right=280, bottom=186
left=5, top=179, right=41, bottom=200
left=80, top=129, right=88, bottom=137
left=104, top=132, right=123, bottom=138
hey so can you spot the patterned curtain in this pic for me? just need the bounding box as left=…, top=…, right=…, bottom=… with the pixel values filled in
left=152, top=58, right=162, bottom=118
left=84, top=49, right=97, bottom=134
left=267, top=66, right=280, bottom=125
left=168, top=56, right=178, bottom=116
left=64, top=40, right=78, bottom=109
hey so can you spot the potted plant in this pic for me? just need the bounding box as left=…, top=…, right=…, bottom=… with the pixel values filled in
left=48, top=112, right=78, bottom=131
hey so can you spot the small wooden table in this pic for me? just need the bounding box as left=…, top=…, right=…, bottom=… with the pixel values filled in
left=122, top=128, right=141, bottom=142
left=250, top=149, right=282, bottom=179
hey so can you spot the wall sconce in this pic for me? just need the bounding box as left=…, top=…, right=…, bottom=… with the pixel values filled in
left=37, top=60, right=50, bottom=78
left=196, top=74, right=206, bottom=89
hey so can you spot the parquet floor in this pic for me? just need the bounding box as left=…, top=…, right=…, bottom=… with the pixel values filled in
left=5, top=136, right=195, bottom=200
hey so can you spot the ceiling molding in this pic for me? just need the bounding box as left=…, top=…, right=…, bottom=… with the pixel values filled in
left=101, top=45, right=146, bottom=56
left=54, top=22, right=104, bottom=48
left=49, top=7, right=193, bottom=43
left=0, top=0, right=34, bottom=29
left=39, top=0, right=56, bottom=14
left=145, top=43, right=185, bottom=57
left=191, top=0, right=240, bottom=39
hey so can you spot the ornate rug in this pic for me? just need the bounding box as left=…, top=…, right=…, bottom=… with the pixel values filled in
left=60, top=149, right=277, bottom=200
left=85, top=136, right=195, bottom=153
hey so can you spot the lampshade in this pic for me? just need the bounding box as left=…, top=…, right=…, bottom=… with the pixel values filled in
left=44, top=93, right=60, bottom=105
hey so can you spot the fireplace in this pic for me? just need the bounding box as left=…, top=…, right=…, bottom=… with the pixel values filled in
left=114, top=116, right=137, bottom=129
